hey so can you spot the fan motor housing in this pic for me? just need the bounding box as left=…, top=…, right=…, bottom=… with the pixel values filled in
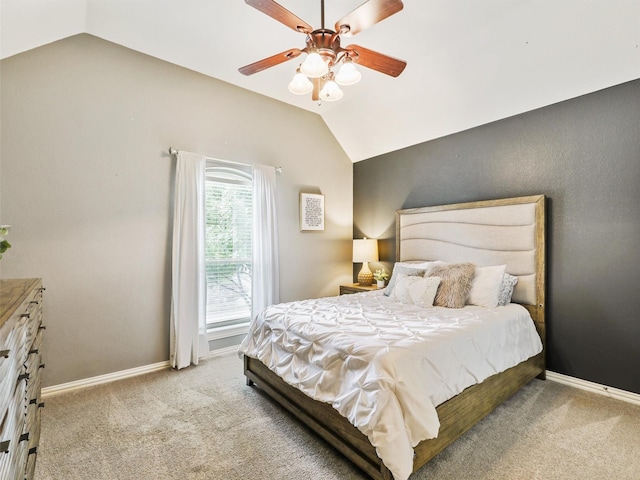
left=306, top=29, right=342, bottom=65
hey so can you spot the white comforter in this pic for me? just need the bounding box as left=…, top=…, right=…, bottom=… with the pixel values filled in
left=238, top=291, right=542, bottom=480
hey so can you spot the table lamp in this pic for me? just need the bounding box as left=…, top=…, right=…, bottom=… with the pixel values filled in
left=353, top=238, right=379, bottom=286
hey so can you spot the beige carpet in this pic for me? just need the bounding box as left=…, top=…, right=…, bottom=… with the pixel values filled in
left=35, top=352, right=640, bottom=480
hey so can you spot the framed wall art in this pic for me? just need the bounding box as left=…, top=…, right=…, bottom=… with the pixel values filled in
left=300, top=193, right=325, bottom=231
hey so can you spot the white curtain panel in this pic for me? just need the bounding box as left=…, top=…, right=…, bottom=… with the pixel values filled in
left=170, top=151, right=208, bottom=369
left=251, top=165, right=280, bottom=319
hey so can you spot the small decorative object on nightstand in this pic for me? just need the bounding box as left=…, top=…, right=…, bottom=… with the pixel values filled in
left=339, top=283, right=379, bottom=295
left=353, top=238, right=379, bottom=286
left=373, top=268, right=389, bottom=288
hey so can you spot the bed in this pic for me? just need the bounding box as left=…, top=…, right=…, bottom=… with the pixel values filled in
left=239, top=195, right=546, bottom=480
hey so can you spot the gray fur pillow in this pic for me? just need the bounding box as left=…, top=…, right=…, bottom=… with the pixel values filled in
left=428, top=263, right=476, bottom=308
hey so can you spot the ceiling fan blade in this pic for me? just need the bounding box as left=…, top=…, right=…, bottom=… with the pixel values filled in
left=245, top=0, right=313, bottom=34
left=345, top=45, right=406, bottom=77
left=239, top=48, right=303, bottom=76
left=335, top=0, right=403, bottom=36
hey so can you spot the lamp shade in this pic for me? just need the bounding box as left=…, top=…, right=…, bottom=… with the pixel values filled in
left=335, top=61, right=362, bottom=86
left=300, top=52, right=328, bottom=78
left=288, top=72, right=313, bottom=95
left=353, top=238, right=379, bottom=263
left=319, top=79, right=343, bottom=102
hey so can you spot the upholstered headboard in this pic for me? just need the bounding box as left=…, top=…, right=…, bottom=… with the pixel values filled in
left=396, top=195, right=546, bottom=333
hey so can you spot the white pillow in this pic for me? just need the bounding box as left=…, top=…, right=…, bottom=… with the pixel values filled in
left=401, top=260, right=448, bottom=275
left=390, top=274, right=441, bottom=308
left=467, top=265, right=506, bottom=308
left=384, top=264, right=427, bottom=296
left=384, top=261, right=447, bottom=296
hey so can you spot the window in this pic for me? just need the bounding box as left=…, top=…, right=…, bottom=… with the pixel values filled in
left=205, top=160, right=252, bottom=328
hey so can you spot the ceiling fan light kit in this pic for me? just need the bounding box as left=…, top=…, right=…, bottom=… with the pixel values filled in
left=240, top=0, right=407, bottom=103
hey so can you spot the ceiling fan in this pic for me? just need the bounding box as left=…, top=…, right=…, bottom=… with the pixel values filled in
left=238, top=0, right=407, bottom=102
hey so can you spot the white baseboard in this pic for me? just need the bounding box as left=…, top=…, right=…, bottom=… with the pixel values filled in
left=41, top=348, right=239, bottom=399
left=546, top=371, right=640, bottom=406
left=42, top=361, right=171, bottom=399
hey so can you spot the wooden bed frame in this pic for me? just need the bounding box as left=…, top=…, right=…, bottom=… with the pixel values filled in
left=244, top=195, right=546, bottom=479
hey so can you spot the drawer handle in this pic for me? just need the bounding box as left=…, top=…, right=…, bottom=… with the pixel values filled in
left=39, top=287, right=46, bottom=292
left=30, top=300, right=39, bottom=305
left=29, top=348, right=39, bottom=354
left=38, top=402, right=45, bottom=409
left=21, top=313, right=30, bottom=319
left=18, top=373, right=30, bottom=381
left=39, top=363, right=46, bottom=369
left=0, top=440, right=9, bottom=454
left=29, top=446, right=38, bottom=455
left=38, top=325, right=47, bottom=331
left=0, top=349, right=9, bottom=358
left=19, top=433, right=29, bottom=443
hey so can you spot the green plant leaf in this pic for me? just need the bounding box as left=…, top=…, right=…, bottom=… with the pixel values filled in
left=0, top=240, right=11, bottom=254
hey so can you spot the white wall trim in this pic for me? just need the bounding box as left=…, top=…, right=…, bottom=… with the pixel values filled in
left=41, top=348, right=240, bottom=398
left=42, top=361, right=171, bottom=399
left=546, top=371, right=640, bottom=406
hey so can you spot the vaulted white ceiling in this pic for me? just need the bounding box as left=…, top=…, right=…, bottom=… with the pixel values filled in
left=2, top=0, right=639, bottom=162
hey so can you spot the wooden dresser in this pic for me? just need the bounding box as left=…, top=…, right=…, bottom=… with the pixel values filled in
left=0, top=278, right=45, bottom=480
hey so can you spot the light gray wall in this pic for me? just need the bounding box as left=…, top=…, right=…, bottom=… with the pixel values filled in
left=0, top=34, right=353, bottom=387
left=354, top=78, right=640, bottom=395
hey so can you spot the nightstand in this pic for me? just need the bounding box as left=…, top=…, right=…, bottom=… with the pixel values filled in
left=339, top=283, right=381, bottom=295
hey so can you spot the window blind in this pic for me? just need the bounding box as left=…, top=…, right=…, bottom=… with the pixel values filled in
left=205, top=161, right=253, bottom=327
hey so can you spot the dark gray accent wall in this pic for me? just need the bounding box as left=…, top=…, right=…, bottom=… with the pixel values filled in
left=354, top=78, right=640, bottom=395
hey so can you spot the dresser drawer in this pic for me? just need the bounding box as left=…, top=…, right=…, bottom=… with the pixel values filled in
left=0, top=348, right=26, bottom=423
left=29, top=328, right=44, bottom=356
left=25, top=396, right=42, bottom=437
left=27, top=406, right=42, bottom=451
left=2, top=314, right=28, bottom=359
left=25, top=451, right=38, bottom=480
left=0, top=353, right=13, bottom=417
left=0, top=379, right=27, bottom=480
left=0, top=315, right=16, bottom=351
left=25, top=352, right=43, bottom=403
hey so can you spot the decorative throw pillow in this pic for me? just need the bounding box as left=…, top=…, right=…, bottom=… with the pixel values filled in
left=407, top=276, right=442, bottom=308
left=383, top=261, right=447, bottom=296
left=428, top=263, right=476, bottom=308
left=384, top=264, right=427, bottom=296
left=389, top=274, right=420, bottom=303
left=467, top=265, right=506, bottom=308
left=390, top=274, right=441, bottom=308
left=497, top=273, right=519, bottom=306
